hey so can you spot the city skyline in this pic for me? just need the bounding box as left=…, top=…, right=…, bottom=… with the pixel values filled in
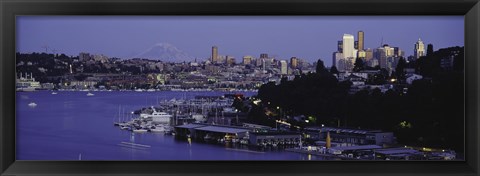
left=17, top=16, right=463, bottom=66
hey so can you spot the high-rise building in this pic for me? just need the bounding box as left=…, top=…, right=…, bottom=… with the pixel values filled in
left=358, top=31, right=364, bottom=51
left=79, top=52, right=91, bottom=61
left=337, top=41, right=343, bottom=52
left=343, top=34, right=355, bottom=59
left=280, top=60, right=288, bottom=75
left=333, top=52, right=344, bottom=71
left=260, top=53, right=269, bottom=59
left=375, top=47, right=387, bottom=69
left=393, top=47, right=404, bottom=57
left=226, top=55, right=236, bottom=65
left=364, top=48, right=374, bottom=61
left=243, top=55, right=253, bottom=65
left=290, top=57, right=298, bottom=69
left=212, top=46, right=218, bottom=63
left=414, top=38, right=425, bottom=59
left=357, top=50, right=366, bottom=59
left=383, top=44, right=395, bottom=57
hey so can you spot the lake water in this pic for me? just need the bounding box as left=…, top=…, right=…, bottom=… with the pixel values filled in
left=16, top=91, right=323, bottom=160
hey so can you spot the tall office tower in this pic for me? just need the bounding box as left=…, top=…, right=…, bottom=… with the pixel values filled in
left=280, top=60, right=288, bottom=75
left=358, top=31, right=364, bottom=51
left=414, top=38, right=425, bottom=59
left=256, top=57, right=263, bottom=67
left=364, top=48, right=374, bottom=61
left=212, top=46, right=218, bottom=63
left=375, top=47, right=387, bottom=69
left=337, top=40, right=343, bottom=52
left=343, top=34, right=355, bottom=58
left=260, top=53, right=269, bottom=59
left=333, top=52, right=344, bottom=71
left=343, top=34, right=356, bottom=70
left=393, top=47, right=402, bottom=57
left=383, top=44, right=395, bottom=57
left=290, top=57, right=298, bottom=69
left=243, top=55, right=253, bottom=65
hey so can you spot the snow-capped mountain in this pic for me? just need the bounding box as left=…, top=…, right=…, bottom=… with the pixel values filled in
left=134, top=43, right=194, bottom=62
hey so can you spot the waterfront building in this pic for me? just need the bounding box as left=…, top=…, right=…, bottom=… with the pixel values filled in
left=212, top=46, right=218, bottom=63
left=414, top=38, right=425, bottom=59
left=16, top=72, right=41, bottom=91
left=304, top=126, right=396, bottom=146
left=249, top=132, right=302, bottom=146
left=70, top=80, right=97, bottom=89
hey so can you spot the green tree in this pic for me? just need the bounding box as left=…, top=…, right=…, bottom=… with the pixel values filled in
left=395, top=57, right=407, bottom=80
left=353, top=58, right=365, bottom=72
left=330, top=65, right=339, bottom=74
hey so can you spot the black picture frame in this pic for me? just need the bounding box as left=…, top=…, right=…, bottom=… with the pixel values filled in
left=1, top=0, right=479, bottom=175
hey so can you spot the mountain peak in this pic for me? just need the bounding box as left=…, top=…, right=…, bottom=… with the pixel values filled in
left=134, top=43, right=194, bottom=62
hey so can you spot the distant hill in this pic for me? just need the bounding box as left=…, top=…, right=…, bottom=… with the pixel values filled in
left=134, top=43, right=195, bottom=62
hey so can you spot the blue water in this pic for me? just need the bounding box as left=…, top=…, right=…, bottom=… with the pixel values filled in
left=16, top=91, right=322, bottom=160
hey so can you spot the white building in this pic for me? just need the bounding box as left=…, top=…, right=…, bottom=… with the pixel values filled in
left=406, top=74, right=423, bottom=84
left=414, top=38, right=425, bottom=59
left=343, top=34, right=356, bottom=70
left=280, top=60, right=288, bottom=75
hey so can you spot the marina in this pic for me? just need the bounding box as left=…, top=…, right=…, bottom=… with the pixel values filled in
left=17, top=90, right=321, bottom=160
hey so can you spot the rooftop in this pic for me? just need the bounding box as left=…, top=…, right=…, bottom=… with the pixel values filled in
left=195, top=126, right=250, bottom=134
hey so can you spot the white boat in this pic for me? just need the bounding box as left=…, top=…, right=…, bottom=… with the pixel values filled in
left=16, top=72, right=41, bottom=92
left=51, top=92, right=58, bottom=95
left=28, top=102, right=37, bottom=107
left=133, top=129, right=148, bottom=133
left=150, top=127, right=165, bottom=133
left=146, top=89, right=156, bottom=92
left=86, top=92, right=94, bottom=96
left=140, top=106, right=172, bottom=124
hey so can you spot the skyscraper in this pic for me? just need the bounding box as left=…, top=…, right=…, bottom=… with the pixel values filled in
left=358, top=31, right=364, bottom=51
left=243, top=55, right=253, bottom=65
left=343, top=34, right=356, bottom=71
left=414, top=38, right=425, bottom=59
left=280, top=60, right=288, bottom=75
left=290, top=57, right=298, bottom=69
left=212, top=46, right=218, bottom=63
left=343, top=34, right=355, bottom=59
left=260, top=53, right=269, bottom=59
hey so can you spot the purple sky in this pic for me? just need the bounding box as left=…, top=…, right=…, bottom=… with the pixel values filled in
left=17, top=16, right=464, bottom=66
